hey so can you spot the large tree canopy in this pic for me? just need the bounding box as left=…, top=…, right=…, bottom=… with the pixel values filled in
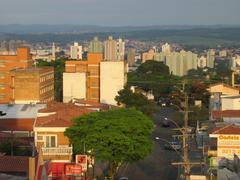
left=128, top=61, right=181, bottom=98
left=64, top=108, right=154, bottom=179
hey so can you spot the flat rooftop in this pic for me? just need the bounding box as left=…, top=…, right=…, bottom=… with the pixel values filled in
left=0, top=104, right=46, bottom=119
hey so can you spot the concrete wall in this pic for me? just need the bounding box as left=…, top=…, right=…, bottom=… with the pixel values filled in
left=100, top=61, right=126, bottom=105
left=63, top=73, right=86, bottom=103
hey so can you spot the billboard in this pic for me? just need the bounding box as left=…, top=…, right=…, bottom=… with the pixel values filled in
left=217, top=135, right=240, bottom=159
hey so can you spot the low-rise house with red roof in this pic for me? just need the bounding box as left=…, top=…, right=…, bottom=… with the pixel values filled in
left=34, top=102, right=93, bottom=162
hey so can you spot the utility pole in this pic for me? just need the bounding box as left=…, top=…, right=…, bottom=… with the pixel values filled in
left=171, top=81, right=202, bottom=180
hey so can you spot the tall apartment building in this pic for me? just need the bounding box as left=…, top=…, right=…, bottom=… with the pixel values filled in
left=127, top=48, right=136, bottom=66
left=88, top=37, right=103, bottom=53
left=10, top=67, right=54, bottom=104
left=0, top=47, right=32, bottom=103
left=104, top=36, right=125, bottom=61
left=51, top=42, right=56, bottom=61
left=197, top=56, right=207, bottom=68
left=162, top=43, right=171, bottom=55
left=206, top=49, right=215, bottom=68
left=63, top=54, right=127, bottom=105
left=70, top=42, right=82, bottom=60
left=116, top=38, right=125, bottom=61
left=142, top=49, right=155, bottom=63
left=165, top=50, right=197, bottom=76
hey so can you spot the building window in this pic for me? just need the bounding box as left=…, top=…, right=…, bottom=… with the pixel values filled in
left=45, top=135, right=56, bottom=147
left=0, top=83, right=5, bottom=89
left=91, top=81, right=97, bottom=87
left=0, top=72, right=5, bottom=79
left=0, top=62, right=5, bottom=67
left=37, top=136, right=43, bottom=141
left=0, top=94, right=6, bottom=100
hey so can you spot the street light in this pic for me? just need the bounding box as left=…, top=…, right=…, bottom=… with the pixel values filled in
left=155, top=137, right=182, bottom=180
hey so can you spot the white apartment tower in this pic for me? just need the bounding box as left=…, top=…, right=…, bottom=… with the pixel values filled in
left=70, top=42, right=82, bottom=60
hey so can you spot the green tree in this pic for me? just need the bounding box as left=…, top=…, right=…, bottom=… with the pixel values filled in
left=65, top=108, right=154, bottom=180
left=128, top=61, right=181, bottom=99
left=115, top=87, right=157, bottom=116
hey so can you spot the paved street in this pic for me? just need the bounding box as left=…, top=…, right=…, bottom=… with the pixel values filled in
left=117, top=108, right=180, bottom=180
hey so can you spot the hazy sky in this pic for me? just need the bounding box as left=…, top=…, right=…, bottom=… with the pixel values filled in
left=0, top=0, right=240, bottom=26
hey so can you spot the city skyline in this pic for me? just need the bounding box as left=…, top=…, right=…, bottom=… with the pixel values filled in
left=0, top=0, right=240, bottom=26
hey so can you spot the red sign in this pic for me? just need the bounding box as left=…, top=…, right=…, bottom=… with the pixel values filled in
left=65, top=164, right=82, bottom=176
left=76, top=155, right=87, bottom=171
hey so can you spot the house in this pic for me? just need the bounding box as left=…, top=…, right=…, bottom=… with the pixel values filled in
left=207, top=83, right=239, bottom=95
left=33, top=101, right=112, bottom=178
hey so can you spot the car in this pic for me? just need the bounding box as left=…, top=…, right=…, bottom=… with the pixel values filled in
left=164, top=141, right=181, bottom=151
left=119, top=177, right=128, bottom=180
left=162, top=117, right=170, bottom=127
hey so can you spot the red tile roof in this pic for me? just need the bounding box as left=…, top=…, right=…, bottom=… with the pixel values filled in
left=212, top=110, right=240, bottom=119
left=35, top=103, right=94, bottom=127
left=210, top=124, right=240, bottom=134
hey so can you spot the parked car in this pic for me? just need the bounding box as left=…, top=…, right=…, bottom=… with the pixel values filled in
left=164, top=141, right=181, bottom=151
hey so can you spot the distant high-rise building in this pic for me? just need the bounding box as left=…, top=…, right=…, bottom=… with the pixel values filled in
left=142, top=49, right=156, bottom=63
left=70, top=42, right=82, bottom=60
left=88, top=37, right=103, bottom=53
left=197, top=56, right=207, bottom=68
left=104, top=36, right=117, bottom=61
left=162, top=43, right=171, bottom=55
left=116, top=38, right=125, bottom=61
left=230, top=55, right=240, bottom=69
left=104, top=36, right=125, bottom=61
left=219, top=50, right=227, bottom=57
left=154, top=52, right=166, bottom=62
left=127, top=48, right=136, bottom=66
left=206, top=49, right=215, bottom=68
left=51, top=42, right=56, bottom=61
left=165, top=50, right=197, bottom=76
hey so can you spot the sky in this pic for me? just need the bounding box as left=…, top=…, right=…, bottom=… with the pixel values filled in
left=0, top=0, right=240, bottom=26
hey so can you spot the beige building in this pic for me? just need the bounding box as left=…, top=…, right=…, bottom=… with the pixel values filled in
left=104, top=36, right=125, bottom=61
left=197, top=56, right=207, bottom=68
left=10, top=67, right=54, bottom=104
left=142, top=49, right=155, bottom=63
left=208, top=83, right=239, bottom=96
left=221, top=95, right=240, bottom=111
left=70, top=42, right=82, bottom=60
left=100, top=61, right=127, bottom=105
left=161, top=43, right=171, bottom=55
left=63, top=73, right=86, bottom=103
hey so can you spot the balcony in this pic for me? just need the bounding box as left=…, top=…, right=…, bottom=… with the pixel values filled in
left=41, top=147, right=73, bottom=156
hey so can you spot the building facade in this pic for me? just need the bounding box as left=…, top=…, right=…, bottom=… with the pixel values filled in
left=10, top=67, right=54, bottom=104
left=0, top=47, right=33, bottom=103
left=70, top=42, right=82, bottom=60
left=104, top=36, right=125, bottom=61
left=88, top=37, right=103, bottom=53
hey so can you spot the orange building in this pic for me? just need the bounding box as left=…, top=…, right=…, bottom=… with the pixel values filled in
left=64, top=53, right=103, bottom=102
left=0, top=47, right=32, bottom=103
